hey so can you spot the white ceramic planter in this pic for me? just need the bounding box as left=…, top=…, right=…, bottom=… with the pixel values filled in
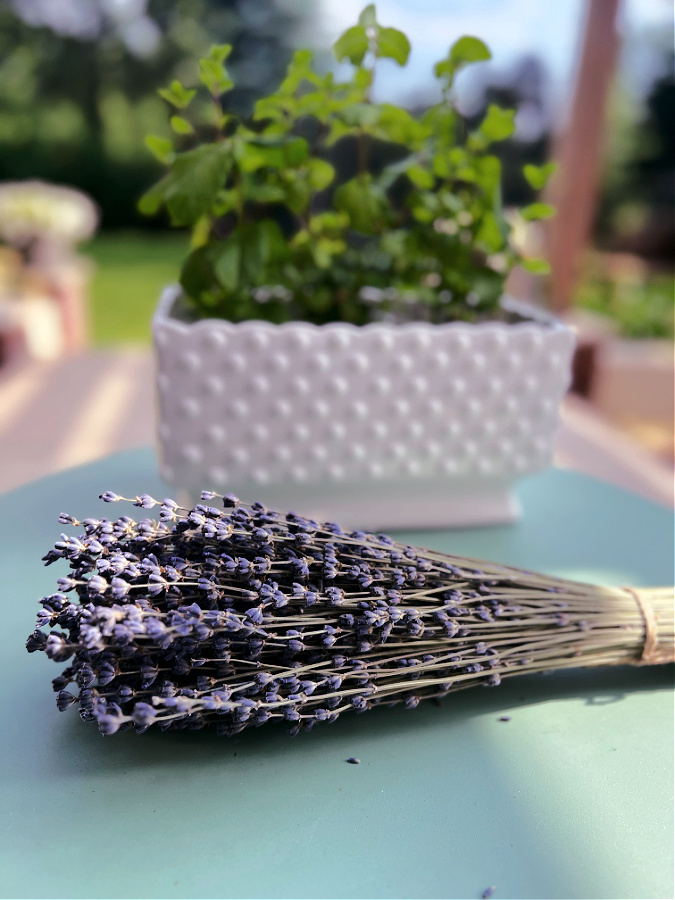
left=153, top=286, right=575, bottom=529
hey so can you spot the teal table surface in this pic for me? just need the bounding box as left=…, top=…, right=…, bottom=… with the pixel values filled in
left=0, top=450, right=673, bottom=900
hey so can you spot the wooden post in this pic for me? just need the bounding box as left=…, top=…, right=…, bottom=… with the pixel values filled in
left=547, top=0, right=621, bottom=313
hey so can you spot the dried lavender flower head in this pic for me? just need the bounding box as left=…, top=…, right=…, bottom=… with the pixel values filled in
left=26, top=490, right=672, bottom=737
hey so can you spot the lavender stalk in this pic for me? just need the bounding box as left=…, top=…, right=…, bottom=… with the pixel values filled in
left=27, top=491, right=674, bottom=737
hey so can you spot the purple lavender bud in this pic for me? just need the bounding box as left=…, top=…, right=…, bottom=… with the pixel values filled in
left=407, top=620, right=424, bottom=637
left=133, top=494, right=157, bottom=510
left=244, top=606, right=263, bottom=625
left=107, top=553, right=129, bottom=575
left=97, top=713, right=123, bottom=735
left=482, top=887, right=496, bottom=899
left=351, top=695, right=367, bottom=710
left=57, top=576, right=77, bottom=592
left=56, top=690, right=78, bottom=711
left=253, top=709, right=270, bottom=726
left=99, top=491, right=120, bottom=503
left=291, top=559, right=310, bottom=578
left=45, top=633, right=73, bottom=662
left=223, top=493, right=238, bottom=508
left=98, top=662, right=117, bottom=686
left=252, top=558, right=271, bottom=575
left=201, top=490, right=217, bottom=501
left=109, top=577, right=130, bottom=600
left=326, top=586, right=345, bottom=606
left=35, top=609, right=53, bottom=628
left=131, top=703, right=157, bottom=727
left=140, top=663, right=158, bottom=688
left=76, top=664, right=95, bottom=689
left=148, top=574, right=167, bottom=596
left=88, top=575, right=107, bottom=594
left=58, top=513, right=78, bottom=525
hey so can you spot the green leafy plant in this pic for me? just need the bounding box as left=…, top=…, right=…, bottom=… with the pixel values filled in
left=141, top=5, right=557, bottom=325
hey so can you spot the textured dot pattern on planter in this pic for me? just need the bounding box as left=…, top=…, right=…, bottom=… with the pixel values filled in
left=153, top=287, right=576, bottom=505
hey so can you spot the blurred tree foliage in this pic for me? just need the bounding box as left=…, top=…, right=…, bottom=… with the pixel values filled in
left=0, top=0, right=310, bottom=227
left=596, top=58, right=675, bottom=260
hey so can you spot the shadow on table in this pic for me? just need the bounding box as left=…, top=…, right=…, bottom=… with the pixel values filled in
left=50, top=662, right=674, bottom=777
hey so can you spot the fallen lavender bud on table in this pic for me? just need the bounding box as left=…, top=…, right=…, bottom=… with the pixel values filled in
left=26, top=491, right=674, bottom=737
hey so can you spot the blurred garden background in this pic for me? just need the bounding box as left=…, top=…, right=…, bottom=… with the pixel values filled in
left=0, top=0, right=673, bottom=496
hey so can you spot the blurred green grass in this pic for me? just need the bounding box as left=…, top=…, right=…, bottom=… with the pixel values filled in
left=576, top=272, right=674, bottom=339
left=83, top=230, right=188, bottom=345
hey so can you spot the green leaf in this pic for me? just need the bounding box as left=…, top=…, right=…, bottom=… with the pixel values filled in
left=407, top=164, right=434, bottom=189
left=334, top=178, right=386, bottom=233
left=376, top=104, right=425, bottom=144
left=214, top=238, right=241, bottom=292
left=137, top=178, right=169, bottom=216
left=170, top=116, right=194, bottom=135
left=476, top=211, right=504, bottom=252
left=245, top=182, right=286, bottom=204
left=284, top=136, right=309, bottom=167
left=157, top=80, right=197, bottom=110
left=190, top=215, right=211, bottom=249
left=450, top=36, right=491, bottom=67
left=208, top=44, right=232, bottom=64
left=278, top=48, right=319, bottom=96
left=358, top=4, right=377, bottom=27
left=238, top=137, right=308, bottom=173
left=432, top=153, right=450, bottom=178
left=283, top=177, right=312, bottom=214
left=479, top=105, right=515, bottom=142
left=180, top=245, right=217, bottom=299
left=473, top=155, right=501, bottom=193
left=257, top=220, right=289, bottom=266
left=164, top=144, right=232, bottom=226
left=342, top=102, right=381, bottom=128
left=253, top=95, right=286, bottom=123
left=411, top=205, right=434, bottom=223
left=144, top=135, right=173, bottom=164
left=521, top=257, right=551, bottom=274
left=306, top=158, right=335, bottom=191
left=520, top=202, right=556, bottom=221
left=212, top=189, right=238, bottom=216
left=308, top=211, right=349, bottom=234
left=313, top=236, right=347, bottom=268
left=435, top=36, right=491, bottom=84
left=334, top=25, right=369, bottom=65
left=199, top=57, right=233, bottom=95
left=376, top=27, right=410, bottom=66
left=523, top=162, right=558, bottom=190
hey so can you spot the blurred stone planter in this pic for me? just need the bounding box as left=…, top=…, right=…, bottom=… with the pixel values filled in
left=153, top=286, right=575, bottom=529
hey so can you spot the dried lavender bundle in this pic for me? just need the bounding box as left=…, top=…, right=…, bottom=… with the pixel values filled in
left=27, top=491, right=674, bottom=737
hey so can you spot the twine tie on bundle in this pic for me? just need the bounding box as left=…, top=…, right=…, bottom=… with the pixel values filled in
left=623, top=586, right=661, bottom=665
